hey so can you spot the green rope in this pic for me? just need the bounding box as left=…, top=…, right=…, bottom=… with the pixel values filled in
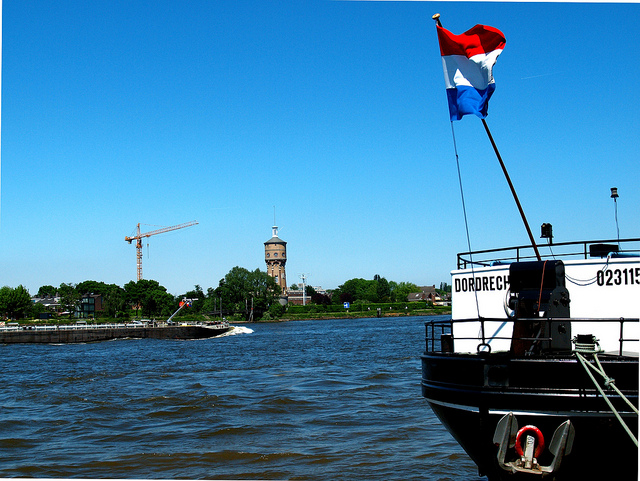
left=575, top=350, right=638, bottom=447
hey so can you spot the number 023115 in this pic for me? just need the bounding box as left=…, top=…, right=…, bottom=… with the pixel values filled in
left=597, top=268, right=640, bottom=286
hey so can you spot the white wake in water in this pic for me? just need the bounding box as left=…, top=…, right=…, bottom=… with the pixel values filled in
left=220, top=325, right=254, bottom=337
left=185, top=325, right=254, bottom=341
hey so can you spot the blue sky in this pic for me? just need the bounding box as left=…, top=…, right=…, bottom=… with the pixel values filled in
left=1, top=1, right=639, bottom=296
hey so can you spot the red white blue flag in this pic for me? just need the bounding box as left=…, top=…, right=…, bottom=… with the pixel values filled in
left=437, top=24, right=506, bottom=121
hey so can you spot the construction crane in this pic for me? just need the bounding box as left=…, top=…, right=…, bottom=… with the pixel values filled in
left=125, top=221, right=198, bottom=281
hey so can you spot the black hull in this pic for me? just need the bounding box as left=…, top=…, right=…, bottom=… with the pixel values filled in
left=421, top=351, right=638, bottom=480
left=0, top=325, right=231, bottom=344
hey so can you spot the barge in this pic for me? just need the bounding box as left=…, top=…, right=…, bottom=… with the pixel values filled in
left=0, top=321, right=231, bottom=344
left=423, top=16, right=638, bottom=479
left=421, top=239, right=639, bottom=480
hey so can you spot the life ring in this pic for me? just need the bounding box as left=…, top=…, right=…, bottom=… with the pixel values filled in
left=514, top=425, right=545, bottom=458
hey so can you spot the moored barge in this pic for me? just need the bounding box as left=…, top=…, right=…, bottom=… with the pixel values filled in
left=421, top=238, right=639, bottom=480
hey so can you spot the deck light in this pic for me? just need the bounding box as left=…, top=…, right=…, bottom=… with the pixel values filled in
left=610, top=188, right=620, bottom=247
left=541, top=223, right=553, bottom=244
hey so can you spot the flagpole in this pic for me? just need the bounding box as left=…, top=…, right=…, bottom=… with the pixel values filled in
left=481, top=119, right=541, bottom=261
left=433, top=13, right=541, bottom=262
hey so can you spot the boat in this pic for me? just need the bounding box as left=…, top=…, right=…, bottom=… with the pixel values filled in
left=421, top=15, right=638, bottom=479
left=0, top=320, right=231, bottom=344
left=0, top=296, right=231, bottom=344
left=421, top=238, right=639, bottom=480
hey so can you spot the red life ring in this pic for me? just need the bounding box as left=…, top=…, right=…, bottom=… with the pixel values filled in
left=514, top=425, right=545, bottom=458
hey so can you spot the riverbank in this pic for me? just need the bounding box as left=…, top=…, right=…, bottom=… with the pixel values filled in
left=245, top=307, right=451, bottom=323
left=5, top=306, right=450, bottom=327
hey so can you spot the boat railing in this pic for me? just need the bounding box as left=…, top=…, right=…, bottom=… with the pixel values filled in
left=425, top=317, right=639, bottom=357
left=457, top=237, right=640, bottom=269
left=0, top=326, right=21, bottom=332
left=205, top=321, right=230, bottom=328
left=0, top=322, right=227, bottom=333
left=0, top=323, right=150, bottom=332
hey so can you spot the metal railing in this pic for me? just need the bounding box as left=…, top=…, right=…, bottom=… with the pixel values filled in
left=425, top=317, right=639, bottom=357
left=0, top=321, right=229, bottom=333
left=457, top=238, right=640, bottom=269
left=0, top=323, right=149, bottom=332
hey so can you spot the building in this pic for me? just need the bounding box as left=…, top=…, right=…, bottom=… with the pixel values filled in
left=264, top=225, right=287, bottom=295
left=408, top=285, right=440, bottom=303
left=31, top=295, right=62, bottom=318
left=30, top=293, right=104, bottom=318
left=287, top=285, right=328, bottom=306
left=79, top=293, right=103, bottom=318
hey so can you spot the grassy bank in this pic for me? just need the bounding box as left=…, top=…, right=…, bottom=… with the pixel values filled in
left=12, top=305, right=451, bottom=325
left=272, top=305, right=451, bottom=322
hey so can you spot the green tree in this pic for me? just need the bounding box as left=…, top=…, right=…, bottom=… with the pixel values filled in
left=337, top=278, right=366, bottom=302
left=76, top=280, right=126, bottom=318
left=124, top=279, right=175, bottom=318
left=332, top=277, right=421, bottom=304
left=76, top=280, right=107, bottom=295
left=248, top=268, right=281, bottom=319
left=0, top=285, right=32, bottom=320
left=374, top=275, right=391, bottom=302
left=390, top=281, right=420, bottom=302
left=29, top=301, right=48, bottom=319
left=268, top=302, right=286, bottom=318
left=215, top=266, right=281, bottom=321
left=37, top=285, right=57, bottom=297
left=58, top=283, right=81, bottom=318
left=101, top=284, right=127, bottom=318
left=335, top=278, right=379, bottom=303
left=202, top=287, right=223, bottom=316
left=438, top=282, right=451, bottom=295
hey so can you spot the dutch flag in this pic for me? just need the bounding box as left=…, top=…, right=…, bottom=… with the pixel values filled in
left=437, top=24, right=506, bottom=121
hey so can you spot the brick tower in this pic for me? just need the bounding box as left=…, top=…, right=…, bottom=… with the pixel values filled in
left=264, top=225, right=287, bottom=294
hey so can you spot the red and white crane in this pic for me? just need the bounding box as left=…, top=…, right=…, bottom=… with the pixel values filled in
left=125, top=221, right=198, bottom=281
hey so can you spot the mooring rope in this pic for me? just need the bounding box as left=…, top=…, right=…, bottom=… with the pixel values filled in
left=574, top=342, right=638, bottom=447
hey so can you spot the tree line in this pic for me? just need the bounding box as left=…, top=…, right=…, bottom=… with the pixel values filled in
left=328, top=275, right=421, bottom=305
left=1, top=267, right=440, bottom=322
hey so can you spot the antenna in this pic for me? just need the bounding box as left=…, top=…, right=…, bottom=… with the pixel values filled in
left=611, top=187, right=620, bottom=247
left=272, top=206, right=280, bottom=238
left=299, top=273, right=309, bottom=306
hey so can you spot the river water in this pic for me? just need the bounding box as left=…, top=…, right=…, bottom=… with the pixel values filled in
left=0, top=315, right=483, bottom=480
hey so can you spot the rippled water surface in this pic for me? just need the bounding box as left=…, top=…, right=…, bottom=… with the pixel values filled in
left=0, top=316, right=482, bottom=480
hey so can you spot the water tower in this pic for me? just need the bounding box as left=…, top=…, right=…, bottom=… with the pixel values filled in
left=264, top=225, right=287, bottom=294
